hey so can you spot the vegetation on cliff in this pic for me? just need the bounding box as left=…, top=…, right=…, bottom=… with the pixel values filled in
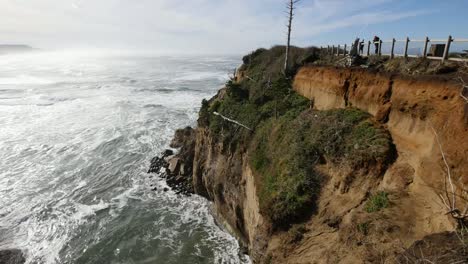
left=250, top=109, right=393, bottom=226
left=198, top=46, right=395, bottom=228
left=198, top=46, right=316, bottom=151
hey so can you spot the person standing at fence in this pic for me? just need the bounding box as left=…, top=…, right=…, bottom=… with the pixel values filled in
left=373, top=36, right=380, bottom=54
left=359, top=39, right=365, bottom=55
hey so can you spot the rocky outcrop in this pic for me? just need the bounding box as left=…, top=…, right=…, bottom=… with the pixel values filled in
left=0, top=249, right=25, bottom=264
left=148, top=127, right=196, bottom=194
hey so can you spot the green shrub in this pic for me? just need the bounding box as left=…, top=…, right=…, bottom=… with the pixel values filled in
left=250, top=109, right=393, bottom=227
left=357, top=222, right=370, bottom=235
left=242, top=48, right=267, bottom=65
left=198, top=99, right=210, bottom=127
left=365, top=191, right=390, bottom=213
left=198, top=46, right=394, bottom=228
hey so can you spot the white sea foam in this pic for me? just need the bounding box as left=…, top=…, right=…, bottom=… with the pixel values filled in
left=0, top=75, right=54, bottom=85
left=0, top=52, right=247, bottom=264
left=172, top=71, right=228, bottom=82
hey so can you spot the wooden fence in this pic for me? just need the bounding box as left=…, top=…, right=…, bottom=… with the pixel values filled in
left=321, top=35, right=468, bottom=62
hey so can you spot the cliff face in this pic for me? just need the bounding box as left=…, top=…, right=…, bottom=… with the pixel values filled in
left=192, top=126, right=269, bottom=260
left=293, top=66, right=467, bottom=195
left=171, top=57, right=468, bottom=263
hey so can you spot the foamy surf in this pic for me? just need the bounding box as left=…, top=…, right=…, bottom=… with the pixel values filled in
left=0, top=75, right=54, bottom=85
left=0, top=52, right=250, bottom=264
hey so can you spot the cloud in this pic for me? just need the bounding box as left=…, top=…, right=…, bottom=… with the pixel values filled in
left=0, top=0, right=430, bottom=54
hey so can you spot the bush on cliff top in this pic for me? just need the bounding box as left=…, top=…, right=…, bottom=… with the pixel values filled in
left=198, top=45, right=318, bottom=135
left=199, top=74, right=310, bottom=152
left=197, top=46, right=394, bottom=228
left=250, top=109, right=394, bottom=227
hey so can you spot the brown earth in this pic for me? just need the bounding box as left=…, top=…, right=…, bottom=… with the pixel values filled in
left=270, top=65, right=468, bottom=263
left=169, top=64, right=468, bottom=263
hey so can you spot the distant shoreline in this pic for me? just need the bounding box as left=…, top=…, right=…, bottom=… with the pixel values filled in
left=0, top=45, right=36, bottom=55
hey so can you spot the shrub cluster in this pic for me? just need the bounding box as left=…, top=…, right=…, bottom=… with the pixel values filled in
left=198, top=46, right=394, bottom=228
left=365, top=191, right=390, bottom=213
left=250, top=109, right=393, bottom=227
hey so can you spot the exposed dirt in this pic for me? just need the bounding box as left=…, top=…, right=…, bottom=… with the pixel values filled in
left=283, top=65, right=468, bottom=263
left=396, top=231, right=468, bottom=263
left=168, top=63, right=468, bottom=263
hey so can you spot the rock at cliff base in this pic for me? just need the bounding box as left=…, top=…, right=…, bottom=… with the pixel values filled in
left=163, top=149, right=174, bottom=157
left=0, top=249, right=25, bottom=264
left=170, top=127, right=195, bottom=148
left=147, top=149, right=173, bottom=173
left=167, top=158, right=180, bottom=175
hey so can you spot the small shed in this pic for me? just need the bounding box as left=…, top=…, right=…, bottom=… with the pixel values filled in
left=427, top=44, right=445, bottom=57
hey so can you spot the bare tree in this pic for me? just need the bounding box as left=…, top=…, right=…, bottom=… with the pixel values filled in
left=431, top=126, right=468, bottom=230
left=284, top=0, right=301, bottom=73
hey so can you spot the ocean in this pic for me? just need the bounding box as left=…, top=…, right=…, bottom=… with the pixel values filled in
left=0, top=51, right=250, bottom=264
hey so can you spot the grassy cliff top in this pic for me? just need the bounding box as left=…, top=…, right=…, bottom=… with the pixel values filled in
left=198, top=46, right=395, bottom=228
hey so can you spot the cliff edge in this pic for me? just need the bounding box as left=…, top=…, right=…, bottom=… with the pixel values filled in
left=155, top=47, right=468, bottom=263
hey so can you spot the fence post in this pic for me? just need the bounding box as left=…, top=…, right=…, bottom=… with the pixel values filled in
left=423, top=36, right=429, bottom=58
left=378, top=40, right=383, bottom=56
left=327, top=45, right=330, bottom=54
left=344, top=44, right=347, bottom=55
left=391, top=38, right=396, bottom=59
left=338, top=45, right=341, bottom=56
left=404, top=37, right=410, bottom=58
left=442, top=35, right=453, bottom=62
left=367, top=41, right=371, bottom=56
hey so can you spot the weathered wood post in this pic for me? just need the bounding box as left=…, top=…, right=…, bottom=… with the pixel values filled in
left=423, top=36, right=429, bottom=58
left=378, top=39, right=383, bottom=56
left=344, top=44, right=347, bottom=55
left=404, top=37, right=410, bottom=58
left=367, top=41, right=371, bottom=56
left=332, top=45, right=335, bottom=55
left=327, top=45, right=330, bottom=54
left=442, top=35, right=453, bottom=62
left=338, top=45, right=341, bottom=56
left=391, top=38, right=396, bottom=59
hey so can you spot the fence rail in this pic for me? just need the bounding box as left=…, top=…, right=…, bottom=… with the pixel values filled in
left=321, top=35, right=468, bottom=62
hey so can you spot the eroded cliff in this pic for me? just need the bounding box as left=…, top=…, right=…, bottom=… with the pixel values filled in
left=163, top=48, right=468, bottom=263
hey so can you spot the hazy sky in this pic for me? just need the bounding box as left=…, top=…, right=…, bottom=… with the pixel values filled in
left=1, top=0, right=467, bottom=54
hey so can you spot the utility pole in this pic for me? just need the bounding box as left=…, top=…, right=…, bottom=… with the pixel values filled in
left=284, top=0, right=301, bottom=74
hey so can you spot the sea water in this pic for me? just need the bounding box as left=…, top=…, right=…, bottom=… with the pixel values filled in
left=0, top=51, right=250, bottom=264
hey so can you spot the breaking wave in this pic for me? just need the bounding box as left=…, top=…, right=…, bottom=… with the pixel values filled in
left=0, top=52, right=249, bottom=264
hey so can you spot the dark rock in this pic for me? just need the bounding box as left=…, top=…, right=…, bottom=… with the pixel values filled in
left=147, top=128, right=196, bottom=195
left=163, top=149, right=174, bottom=156
left=163, top=188, right=169, bottom=192
left=147, top=149, right=173, bottom=173
left=170, top=127, right=195, bottom=148
left=167, top=158, right=180, bottom=175
left=0, top=249, right=25, bottom=264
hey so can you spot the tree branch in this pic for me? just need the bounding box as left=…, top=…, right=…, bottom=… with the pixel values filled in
left=213, top=112, right=253, bottom=131
left=431, top=125, right=456, bottom=210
